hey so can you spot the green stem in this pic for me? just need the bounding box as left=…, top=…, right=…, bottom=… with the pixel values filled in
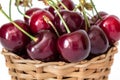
left=57, top=0, right=69, bottom=11
left=43, top=16, right=60, bottom=37
left=0, top=9, right=37, bottom=42
left=73, top=5, right=80, bottom=11
left=90, top=0, right=102, bottom=20
left=9, top=0, right=12, bottom=18
left=48, top=0, right=71, bottom=33
left=81, top=5, right=90, bottom=31
left=17, top=5, right=30, bottom=19
left=92, top=9, right=94, bottom=17
left=86, top=11, right=92, bottom=18
left=24, top=6, right=26, bottom=13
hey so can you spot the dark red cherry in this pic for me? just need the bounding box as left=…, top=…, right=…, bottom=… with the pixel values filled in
left=27, top=30, right=58, bottom=62
left=99, top=15, right=120, bottom=44
left=88, top=25, right=109, bottom=55
left=54, top=10, right=84, bottom=35
left=24, top=8, right=41, bottom=24
left=57, top=30, right=91, bottom=62
left=60, top=0, right=75, bottom=10
left=0, top=20, right=30, bottom=53
left=30, top=10, right=54, bottom=34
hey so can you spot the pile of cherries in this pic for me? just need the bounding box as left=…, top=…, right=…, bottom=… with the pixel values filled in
left=0, top=0, right=120, bottom=62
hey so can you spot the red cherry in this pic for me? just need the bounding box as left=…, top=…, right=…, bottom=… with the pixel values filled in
left=60, top=0, right=75, bottom=10
left=57, top=30, right=91, bottom=62
left=24, top=8, right=41, bottom=24
left=99, top=15, right=120, bottom=43
left=27, top=30, right=59, bottom=62
left=30, top=10, right=54, bottom=34
left=54, top=10, right=84, bottom=35
left=88, top=25, right=109, bottom=55
left=0, top=20, right=30, bottom=53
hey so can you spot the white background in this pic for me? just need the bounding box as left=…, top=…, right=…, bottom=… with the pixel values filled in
left=0, top=0, right=120, bottom=80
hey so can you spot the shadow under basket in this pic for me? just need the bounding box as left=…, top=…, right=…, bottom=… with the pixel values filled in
left=1, top=45, right=118, bottom=80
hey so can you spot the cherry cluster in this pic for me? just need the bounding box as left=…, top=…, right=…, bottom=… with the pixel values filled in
left=0, top=0, right=120, bottom=62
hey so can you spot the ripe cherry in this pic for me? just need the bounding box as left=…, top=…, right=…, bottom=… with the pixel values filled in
left=0, top=20, right=30, bottom=53
left=54, top=10, right=84, bottom=35
left=60, top=0, right=75, bottom=10
left=99, top=15, right=120, bottom=44
left=88, top=25, right=109, bottom=55
left=24, top=8, right=41, bottom=24
left=57, top=30, right=91, bottom=62
left=30, top=10, right=54, bottom=34
left=27, top=30, right=58, bottom=62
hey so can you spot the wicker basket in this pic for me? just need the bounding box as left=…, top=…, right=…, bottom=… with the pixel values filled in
left=1, top=45, right=118, bottom=80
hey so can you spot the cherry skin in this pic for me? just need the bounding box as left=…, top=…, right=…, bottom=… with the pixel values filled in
left=60, top=0, right=75, bottom=10
left=88, top=25, right=109, bottom=55
left=27, top=30, right=58, bottom=62
left=47, top=6, right=56, bottom=16
left=30, top=10, right=54, bottom=34
left=24, top=8, right=41, bottom=24
left=57, top=30, right=91, bottom=62
left=99, top=15, right=120, bottom=44
left=0, top=20, right=30, bottom=53
left=54, top=10, right=84, bottom=35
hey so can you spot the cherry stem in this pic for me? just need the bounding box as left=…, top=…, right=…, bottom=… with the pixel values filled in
left=24, top=6, right=26, bottom=13
left=57, top=0, right=69, bottom=11
left=90, top=0, right=102, bottom=20
left=48, top=0, right=71, bottom=33
left=16, top=0, right=30, bottom=19
left=9, top=0, right=12, bottom=18
left=86, top=11, right=92, bottom=18
left=16, top=5, right=30, bottom=19
left=73, top=5, right=80, bottom=11
left=43, top=16, right=60, bottom=37
left=81, top=4, right=90, bottom=31
left=0, top=8, right=37, bottom=42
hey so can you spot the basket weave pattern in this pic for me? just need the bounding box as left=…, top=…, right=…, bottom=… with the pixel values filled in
left=2, top=46, right=118, bottom=80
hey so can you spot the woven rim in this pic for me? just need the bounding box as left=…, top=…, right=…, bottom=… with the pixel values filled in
left=1, top=45, right=118, bottom=80
left=2, top=45, right=118, bottom=67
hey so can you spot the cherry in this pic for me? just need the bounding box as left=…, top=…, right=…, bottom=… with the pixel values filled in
left=30, top=9, right=54, bottom=34
left=54, top=10, right=84, bottom=35
left=88, top=25, right=109, bottom=55
left=57, top=30, right=91, bottom=62
left=99, top=15, right=120, bottom=44
left=24, top=8, right=41, bottom=24
left=59, top=0, right=75, bottom=10
left=27, top=30, right=58, bottom=62
left=0, top=20, right=30, bottom=53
